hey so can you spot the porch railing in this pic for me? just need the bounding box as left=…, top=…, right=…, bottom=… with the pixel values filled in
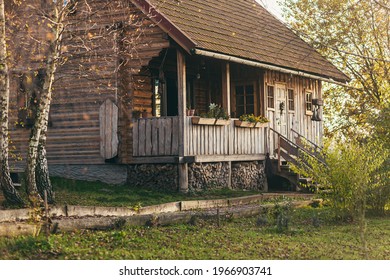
left=185, top=117, right=267, bottom=156
left=132, top=117, right=180, bottom=157
left=133, top=117, right=268, bottom=157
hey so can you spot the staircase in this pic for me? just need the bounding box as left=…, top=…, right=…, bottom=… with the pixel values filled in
left=267, top=128, right=324, bottom=191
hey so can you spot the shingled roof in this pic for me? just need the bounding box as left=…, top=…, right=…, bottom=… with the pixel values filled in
left=133, top=0, right=349, bottom=83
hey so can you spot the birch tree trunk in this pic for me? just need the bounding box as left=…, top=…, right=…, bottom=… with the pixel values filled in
left=0, top=0, right=25, bottom=206
left=26, top=6, right=64, bottom=206
left=36, top=126, right=54, bottom=204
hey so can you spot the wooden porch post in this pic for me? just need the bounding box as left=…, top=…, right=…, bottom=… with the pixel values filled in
left=177, top=49, right=188, bottom=193
left=222, top=62, right=231, bottom=115
left=222, top=62, right=232, bottom=188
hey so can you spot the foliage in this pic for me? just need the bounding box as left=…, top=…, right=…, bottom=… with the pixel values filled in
left=291, top=139, right=389, bottom=220
left=282, top=0, right=390, bottom=140
left=239, top=114, right=269, bottom=123
left=200, top=103, right=229, bottom=120
left=2, top=208, right=390, bottom=259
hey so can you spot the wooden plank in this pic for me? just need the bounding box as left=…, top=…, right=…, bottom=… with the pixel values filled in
left=144, top=119, right=152, bottom=156
left=194, top=154, right=266, bottom=163
left=132, top=120, right=139, bottom=157
left=159, top=118, right=167, bottom=156
left=138, top=119, right=146, bottom=156
left=171, top=117, right=179, bottom=155
left=151, top=118, right=158, bottom=156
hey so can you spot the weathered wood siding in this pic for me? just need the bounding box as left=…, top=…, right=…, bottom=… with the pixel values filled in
left=264, top=70, right=323, bottom=157
left=7, top=0, right=170, bottom=166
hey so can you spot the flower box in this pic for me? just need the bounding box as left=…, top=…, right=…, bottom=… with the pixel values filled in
left=191, top=117, right=216, bottom=125
left=234, top=120, right=255, bottom=128
left=254, top=122, right=269, bottom=128
left=214, top=119, right=231, bottom=126
left=234, top=120, right=269, bottom=128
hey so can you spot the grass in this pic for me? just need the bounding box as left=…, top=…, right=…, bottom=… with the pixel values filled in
left=1, top=207, right=390, bottom=260
left=50, top=177, right=261, bottom=207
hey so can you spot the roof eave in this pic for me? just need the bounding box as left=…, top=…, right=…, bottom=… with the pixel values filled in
left=193, top=48, right=350, bottom=86
left=131, top=0, right=197, bottom=53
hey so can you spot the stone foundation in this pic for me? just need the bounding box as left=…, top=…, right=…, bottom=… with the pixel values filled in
left=49, top=164, right=128, bottom=185
left=127, top=164, right=178, bottom=191
left=49, top=160, right=268, bottom=192
left=231, top=161, right=268, bottom=191
left=188, top=162, right=230, bottom=192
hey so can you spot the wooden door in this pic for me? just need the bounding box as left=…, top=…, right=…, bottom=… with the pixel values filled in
left=275, top=84, right=287, bottom=137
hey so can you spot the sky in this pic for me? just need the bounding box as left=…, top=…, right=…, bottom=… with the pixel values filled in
left=256, top=0, right=284, bottom=21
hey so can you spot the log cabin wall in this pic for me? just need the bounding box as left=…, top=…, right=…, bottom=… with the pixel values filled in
left=7, top=0, right=170, bottom=166
left=264, top=70, right=323, bottom=152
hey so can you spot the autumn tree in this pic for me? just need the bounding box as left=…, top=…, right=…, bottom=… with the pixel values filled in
left=0, top=0, right=25, bottom=206
left=282, top=0, right=390, bottom=139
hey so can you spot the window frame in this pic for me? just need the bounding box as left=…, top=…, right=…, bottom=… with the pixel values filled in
left=287, top=88, right=295, bottom=112
left=305, top=90, right=313, bottom=115
left=234, top=82, right=256, bottom=117
left=267, top=84, right=275, bottom=111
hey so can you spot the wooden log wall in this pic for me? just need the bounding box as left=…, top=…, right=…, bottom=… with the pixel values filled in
left=7, top=0, right=170, bottom=166
left=264, top=70, right=323, bottom=156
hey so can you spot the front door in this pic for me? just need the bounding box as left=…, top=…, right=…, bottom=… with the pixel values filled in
left=275, top=84, right=287, bottom=137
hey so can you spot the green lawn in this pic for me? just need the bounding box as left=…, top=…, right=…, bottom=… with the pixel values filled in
left=1, top=207, right=390, bottom=260
left=51, top=177, right=261, bottom=207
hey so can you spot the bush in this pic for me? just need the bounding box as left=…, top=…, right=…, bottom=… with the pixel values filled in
left=291, top=139, right=389, bottom=220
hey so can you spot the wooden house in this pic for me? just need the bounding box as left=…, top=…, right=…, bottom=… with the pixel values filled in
left=8, top=0, right=349, bottom=192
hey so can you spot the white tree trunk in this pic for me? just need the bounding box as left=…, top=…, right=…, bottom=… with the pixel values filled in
left=0, top=0, right=25, bottom=206
left=26, top=5, right=64, bottom=205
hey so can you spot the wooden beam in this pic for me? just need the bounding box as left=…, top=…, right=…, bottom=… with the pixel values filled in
left=177, top=49, right=188, bottom=192
left=194, top=154, right=266, bottom=163
left=222, top=62, right=231, bottom=115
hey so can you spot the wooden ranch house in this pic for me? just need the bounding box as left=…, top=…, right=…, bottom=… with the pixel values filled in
left=9, top=0, right=349, bottom=192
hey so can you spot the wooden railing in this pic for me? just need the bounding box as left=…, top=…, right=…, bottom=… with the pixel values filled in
left=133, top=117, right=268, bottom=157
left=270, top=128, right=326, bottom=171
left=186, top=118, right=267, bottom=156
left=133, top=117, right=180, bottom=156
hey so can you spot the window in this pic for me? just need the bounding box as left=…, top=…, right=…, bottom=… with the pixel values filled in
left=267, top=85, right=274, bottom=109
left=235, top=83, right=254, bottom=116
left=288, top=89, right=295, bottom=111
left=305, top=91, right=313, bottom=114
left=16, top=69, right=45, bottom=128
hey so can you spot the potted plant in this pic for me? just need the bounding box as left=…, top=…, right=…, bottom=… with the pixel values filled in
left=186, top=105, right=195, bottom=116
left=235, top=114, right=269, bottom=128
left=191, top=103, right=230, bottom=125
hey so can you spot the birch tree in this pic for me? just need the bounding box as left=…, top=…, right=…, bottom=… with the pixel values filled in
left=26, top=1, right=74, bottom=205
left=0, top=0, right=25, bottom=206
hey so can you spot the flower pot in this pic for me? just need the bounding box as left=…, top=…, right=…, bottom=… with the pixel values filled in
left=186, top=109, right=196, bottom=116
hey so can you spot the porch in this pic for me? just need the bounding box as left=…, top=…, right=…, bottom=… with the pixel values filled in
left=132, top=116, right=268, bottom=164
